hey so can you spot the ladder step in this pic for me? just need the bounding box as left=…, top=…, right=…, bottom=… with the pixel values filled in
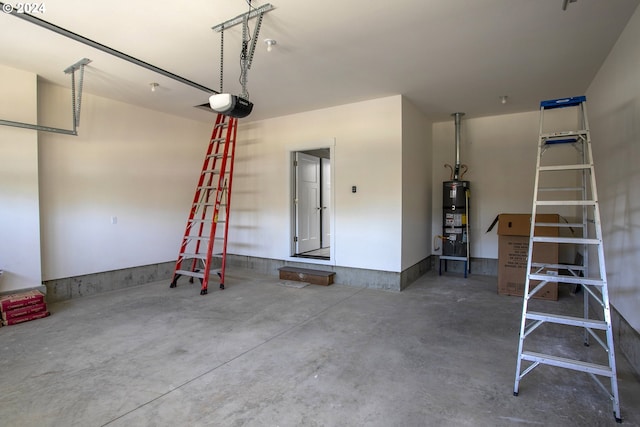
left=175, top=269, right=205, bottom=279
left=538, top=164, right=592, bottom=171
left=180, top=252, right=208, bottom=260
left=541, top=130, right=588, bottom=139
left=532, top=236, right=599, bottom=244
left=535, top=200, right=596, bottom=206
left=538, top=187, right=584, bottom=192
left=531, top=262, right=585, bottom=271
left=183, top=236, right=210, bottom=242
left=526, top=311, right=607, bottom=330
left=189, top=219, right=213, bottom=224
left=535, top=222, right=585, bottom=228
left=538, top=187, right=584, bottom=193
left=520, top=351, right=612, bottom=377
left=541, top=133, right=588, bottom=146
left=175, top=268, right=221, bottom=278
left=528, top=273, right=604, bottom=286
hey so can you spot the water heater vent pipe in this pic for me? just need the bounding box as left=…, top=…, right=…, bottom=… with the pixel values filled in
left=452, top=112, right=464, bottom=180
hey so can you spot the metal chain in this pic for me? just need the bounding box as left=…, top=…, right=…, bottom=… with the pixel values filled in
left=240, top=15, right=249, bottom=99
left=247, top=13, right=263, bottom=70
left=71, top=71, right=77, bottom=130
left=76, top=64, right=85, bottom=126
left=219, top=26, right=224, bottom=93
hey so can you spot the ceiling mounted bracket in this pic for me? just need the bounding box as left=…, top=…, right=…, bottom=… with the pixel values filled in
left=0, top=58, right=91, bottom=136
left=211, top=3, right=274, bottom=32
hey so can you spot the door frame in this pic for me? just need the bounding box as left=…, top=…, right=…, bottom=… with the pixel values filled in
left=288, top=141, right=335, bottom=265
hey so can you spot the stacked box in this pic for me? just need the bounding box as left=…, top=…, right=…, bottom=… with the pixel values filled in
left=0, top=290, right=50, bottom=326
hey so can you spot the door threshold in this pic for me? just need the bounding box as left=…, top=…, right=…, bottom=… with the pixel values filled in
left=293, top=254, right=330, bottom=261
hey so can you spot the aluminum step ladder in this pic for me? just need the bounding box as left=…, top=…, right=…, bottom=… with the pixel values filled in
left=513, top=96, right=621, bottom=422
left=170, top=113, right=238, bottom=295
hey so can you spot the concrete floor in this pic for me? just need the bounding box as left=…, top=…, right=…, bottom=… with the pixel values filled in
left=1, top=269, right=639, bottom=427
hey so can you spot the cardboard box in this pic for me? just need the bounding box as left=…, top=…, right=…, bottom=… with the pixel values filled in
left=496, top=214, right=559, bottom=300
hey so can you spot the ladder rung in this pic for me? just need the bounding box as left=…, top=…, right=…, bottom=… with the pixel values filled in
left=175, top=269, right=205, bottom=279
left=538, top=187, right=584, bottom=192
left=175, top=268, right=222, bottom=278
left=528, top=273, right=604, bottom=286
left=535, top=200, right=596, bottom=206
left=520, top=351, right=612, bottom=377
left=531, top=262, right=585, bottom=271
left=534, top=222, right=584, bottom=228
left=180, top=253, right=208, bottom=260
left=526, top=312, right=607, bottom=330
left=183, top=236, right=210, bottom=241
left=541, top=130, right=588, bottom=139
left=532, top=236, right=599, bottom=244
left=189, top=219, right=212, bottom=224
left=539, top=164, right=591, bottom=171
left=202, top=170, right=221, bottom=175
left=210, top=137, right=226, bottom=143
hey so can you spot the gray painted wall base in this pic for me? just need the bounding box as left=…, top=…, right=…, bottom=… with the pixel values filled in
left=603, top=301, right=640, bottom=379
left=224, top=254, right=432, bottom=292
left=44, top=261, right=175, bottom=303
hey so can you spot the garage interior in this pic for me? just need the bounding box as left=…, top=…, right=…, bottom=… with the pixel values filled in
left=1, top=1, right=640, bottom=425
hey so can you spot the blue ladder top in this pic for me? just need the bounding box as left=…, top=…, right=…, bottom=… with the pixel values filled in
left=540, top=96, right=586, bottom=109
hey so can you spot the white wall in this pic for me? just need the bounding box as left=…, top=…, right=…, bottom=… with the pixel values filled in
left=586, top=5, right=640, bottom=332
left=37, top=81, right=212, bottom=280
left=401, top=97, right=432, bottom=270
left=0, top=65, right=42, bottom=293
left=233, top=95, right=405, bottom=272
left=431, top=108, right=578, bottom=262
left=35, top=90, right=409, bottom=281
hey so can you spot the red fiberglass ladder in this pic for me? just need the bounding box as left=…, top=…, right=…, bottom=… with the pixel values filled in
left=170, top=113, right=237, bottom=295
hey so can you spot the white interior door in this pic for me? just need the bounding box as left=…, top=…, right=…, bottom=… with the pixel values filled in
left=321, top=158, right=331, bottom=248
left=295, top=152, right=321, bottom=254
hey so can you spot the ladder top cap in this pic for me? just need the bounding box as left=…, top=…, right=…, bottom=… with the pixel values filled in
left=540, top=96, right=586, bottom=109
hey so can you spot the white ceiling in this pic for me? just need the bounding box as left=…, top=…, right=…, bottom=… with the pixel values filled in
left=1, top=0, right=638, bottom=123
